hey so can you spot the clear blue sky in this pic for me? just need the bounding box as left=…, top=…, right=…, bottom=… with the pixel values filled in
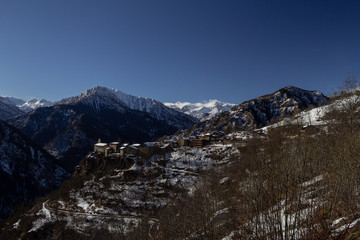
left=0, top=0, right=359, bottom=103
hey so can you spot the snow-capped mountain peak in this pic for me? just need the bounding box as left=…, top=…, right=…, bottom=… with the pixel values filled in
left=59, top=86, right=155, bottom=108
left=57, top=86, right=198, bottom=129
left=164, top=99, right=236, bottom=121
left=18, top=98, right=53, bottom=112
left=80, top=86, right=121, bottom=99
left=0, top=96, right=53, bottom=115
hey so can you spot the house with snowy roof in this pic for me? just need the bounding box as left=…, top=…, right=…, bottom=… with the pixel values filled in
left=94, top=142, right=108, bottom=154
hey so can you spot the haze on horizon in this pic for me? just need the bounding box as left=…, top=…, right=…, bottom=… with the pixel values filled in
left=0, top=0, right=359, bottom=104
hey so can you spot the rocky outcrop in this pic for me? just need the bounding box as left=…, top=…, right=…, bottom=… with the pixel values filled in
left=186, top=86, right=328, bottom=135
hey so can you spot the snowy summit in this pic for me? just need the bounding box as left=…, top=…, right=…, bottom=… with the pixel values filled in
left=57, top=86, right=198, bottom=129
left=164, top=99, right=236, bottom=121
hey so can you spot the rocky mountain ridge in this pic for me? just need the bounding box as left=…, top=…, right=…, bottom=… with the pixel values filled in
left=0, top=97, right=53, bottom=114
left=4, top=85, right=360, bottom=240
left=186, top=86, right=328, bottom=135
left=6, top=86, right=199, bottom=173
left=57, top=86, right=198, bottom=129
left=18, top=98, right=53, bottom=112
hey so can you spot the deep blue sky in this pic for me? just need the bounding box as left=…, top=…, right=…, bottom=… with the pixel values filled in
left=0, top=0, right=359, bottom=104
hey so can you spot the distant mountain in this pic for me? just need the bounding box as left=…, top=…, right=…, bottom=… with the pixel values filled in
left=0, top=97, right=25, bottom=119
left=8, top=87, right=197, bottom=172
left=186, top=86, right=328, bottom=135
left=18, top=98, right=54, bottom=112
left=57, top=86, right=198, bottom=129
left=164, top=100, right=236, bottom=121
left=1, top=97, right=53, bottom=113
left=0, top=119, right=68, bottom=219
left=0, top=97, right=25, bottom=106
left=0, top=96, right=53, bottom=119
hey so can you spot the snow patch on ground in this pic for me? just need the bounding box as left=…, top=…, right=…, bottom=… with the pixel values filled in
left=301, top=175, right=323, bottom=187
left=13, top=219, right=21, bottom=229
left=77, top=198, right=91, bottom=212
left=28, top=201, right=53, bottom=232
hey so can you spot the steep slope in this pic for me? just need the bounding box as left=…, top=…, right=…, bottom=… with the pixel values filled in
left=8, top=94, right=181, bottom=172
left=0, top=97, right=25, bottom=119
left=0, top=142, right=238, bottom=238
left=187, top=86, right=328, bottom=135
left=164, top=99, right=236, bottom=121
left=57, top=86, right=198, bottom=129
left=0, top=120, right=68, bottom=219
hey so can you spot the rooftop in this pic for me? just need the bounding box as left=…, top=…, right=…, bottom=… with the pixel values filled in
left=95, top=143, right=108, bottom=147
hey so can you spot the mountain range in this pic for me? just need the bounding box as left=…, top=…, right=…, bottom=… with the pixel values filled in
left=185, top=86, right=328, bottom=136
left=0, top=89, right=237, bottom=122
left=1, top=86, right=328, bottom=173
left=56, top=86, right=198, bottom=129
left=164, top=99, right=236, bottom=121
left=7, top=87, right=198, bottom=172
left=2, top=84, right=349, bottom=239
left=0, top=85, right=328, bottom=222
left=0, top=97, right=53, bottom=119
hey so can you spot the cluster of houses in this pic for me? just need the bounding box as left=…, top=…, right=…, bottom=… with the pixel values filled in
left=93, top=131, right=227, bottom=158
left=93, top=139, right=172, bottom=158
left=93, top=130, right=250, bottom=158
left=94, top=141, right=122, bottom=158
left=177, top=131, right=225, bottom=148
left=93, top=124, right=318, bottom=158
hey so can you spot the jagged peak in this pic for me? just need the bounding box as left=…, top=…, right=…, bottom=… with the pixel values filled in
left=278, top=85, right=319, bottom=94
left=164, top=99, right=236, bottom=121
left=232, top=86, right=328, bottom=112
left=247, top=86, right=326, bottom=102
left=165, top=99, right=235, bottom=109
left=55, top=86, right=197, bottom=128
left=280, top=85, right=301, bottom=91
left=80, top=86, right=115, bottom=97
left=70, top=86, right=157, bottom=105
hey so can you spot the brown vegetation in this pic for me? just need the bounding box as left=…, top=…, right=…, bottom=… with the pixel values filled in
left=125, top=79, right=360, bottom=240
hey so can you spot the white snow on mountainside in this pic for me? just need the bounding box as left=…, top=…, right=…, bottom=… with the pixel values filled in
left=164, top=100, right=236, bottom=121
left=261, top=90, right=360, bottom=132
left=57, top=86, right=198, bottom=129
left=18, top=98, right=53, bottom=112
left=1, top=97, right=53, bottom=113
